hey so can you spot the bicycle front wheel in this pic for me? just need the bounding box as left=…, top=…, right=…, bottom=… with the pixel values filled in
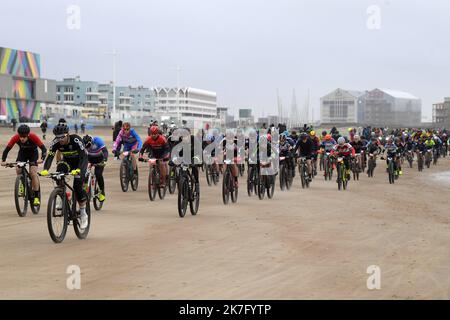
left=178, top=176, right=188, bottom=218
left=14, top=176, right=28, bottom=217
left=47, top=188, right=68, bottom=243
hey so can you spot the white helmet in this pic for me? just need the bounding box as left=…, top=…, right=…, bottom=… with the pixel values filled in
left=337, top=137, right=346, bottom=145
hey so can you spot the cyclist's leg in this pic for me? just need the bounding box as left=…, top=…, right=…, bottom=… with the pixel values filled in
left=306, top=158, right=312, bottom=176
left=160, top=158, right=169, bottom=187
left=95, top=165, right=105, bottom=196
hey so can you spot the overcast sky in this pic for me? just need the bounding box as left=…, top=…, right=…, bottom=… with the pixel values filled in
left=2, top=0, right=449, bottom=120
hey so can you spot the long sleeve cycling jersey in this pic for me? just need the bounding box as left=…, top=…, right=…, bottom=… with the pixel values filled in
left=331, top=143, right=355, bottom=157
left=113, top=128, right=142, bottom=152
left=44, top=134, right=88, bottom=176
left=86, top=136, right=108, bottom=162
left=140, top=134, right=171, bottom=159
left=2, top=132, right=47, bottom=162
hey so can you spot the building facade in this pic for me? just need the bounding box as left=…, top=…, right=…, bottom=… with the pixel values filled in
left=432, top=97, right=450, bottom=126
left=361, top=89, right=421, bottom=126
left=56, top=77, right=106, bottom=119
left=56, top=78, right=155, bottom=120
left=320, top=88, right=364, bottom=124
left=153, top=87, right=217, bottom=129
left=0, top=47, right=56, bottom=122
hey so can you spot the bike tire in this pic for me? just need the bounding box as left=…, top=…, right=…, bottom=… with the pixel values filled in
left=47, top=188, right=68, bottom=244
left=258, top=174, right=266, bottom=200
left=178, top=176, right=188, bottom=218
left=222, top=169, right=231, bottom=205
left=93, top=178, right=103, bottom=211
left=279, top=164, right=286, bottom=191
left=168, top=166, right=177, bottom=194
left=189, top=178, right=200, bottom=215
left=148, top=169, right=157, bottom=201
left=205, top=165, right=212, bottom=186
left=247, top=166, right=254, bottom=197
left=73, top=200, right=91, bottom=240
left=119, top=160, right=129, bottom=192
left=267, top=175, right=275, bottom=199
left=131, top=166, right=139, bottom=191
left=14, top=176, right=28, bottom=217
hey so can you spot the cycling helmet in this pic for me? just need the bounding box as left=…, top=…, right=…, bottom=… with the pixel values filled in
left=18, top=124, right=30, bottom=136
left=82, top=135, right=93, bottom=148
left=150, top=126, right=159, bottom=135
left=325, top=134, right=332, bottom=141
left=53, top=123, right=69, bottom=136
left=56, top=161, right=71, bottom=174
left=310, top=131, right=316, bottom=137
left=300, top=132, right=308, bottom=139
left=337, top=137, right=346, bottom=145
left=322, top=130, right=327, bottom=136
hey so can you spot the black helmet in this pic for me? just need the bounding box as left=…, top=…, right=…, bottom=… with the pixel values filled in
left=18, top=124, right=30, bottom=136
left=82, top=135, right=93, bottom=147
left=53, top=123, right=69, bottom=136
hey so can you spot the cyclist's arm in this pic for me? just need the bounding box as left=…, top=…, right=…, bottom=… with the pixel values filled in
left=113, top=130, right=123, bottom=152
left=75, top=138, right=88, bottom=175
left=43, top=140, right=59, bottom=170
left=2, top=135, right=20, bottom=162
left=132, top=129, right=143, bottom=150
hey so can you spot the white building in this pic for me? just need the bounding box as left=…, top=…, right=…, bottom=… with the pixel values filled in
left=320, top=88, right=364, bottom=124
left=153, top=87, right=217, bottom=129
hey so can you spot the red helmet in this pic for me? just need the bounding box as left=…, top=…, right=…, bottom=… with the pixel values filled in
left=150, top=126, right=159, bottom=135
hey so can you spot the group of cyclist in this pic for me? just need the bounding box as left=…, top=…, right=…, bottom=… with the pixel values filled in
left=2, top=120, right=449, bottom=225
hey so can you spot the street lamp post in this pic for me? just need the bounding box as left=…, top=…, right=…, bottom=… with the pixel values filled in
left=105, top=49, right=118, bottom=124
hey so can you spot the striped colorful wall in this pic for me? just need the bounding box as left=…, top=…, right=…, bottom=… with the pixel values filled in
left=0, top=47, right=42, bottom=120
left=0, top=47, right=41, bottom=78
left=0, top=99, right=41, bottom=120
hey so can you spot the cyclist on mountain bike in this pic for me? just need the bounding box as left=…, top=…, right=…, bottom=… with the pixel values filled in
left=383, top=137, right=400, bottom=177
left=350, top=135, right=367, bottom=172
left=82, top=135, right=108, bottom=202
left=1, top=124, right=47, bottom=206
left=139, top=126, right=171, bottom=188
left=294, top=132, right=314, bottom=182
left=309, top=131, right=320, bottom=176
left=40, top=124, right=89, bottom=229
left=331, top=137, right=355, bottom=180
left=113, top=122, right=142, bottom=175
left=222, top=130, right=240, bottom=187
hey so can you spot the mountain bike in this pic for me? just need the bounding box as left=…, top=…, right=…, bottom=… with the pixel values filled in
left=279, top=155, right=293, bottom=190
left=417, top=151, right=424, bottom=172
left=351, top=154, right=360, bottom=181
left=41, top=172, right=91, bottom=244
left=433, top=148, right=439, bottom=165
left=119, top=150, right=139, bottom=192
left=140, top=158, right=167, bottom=201
left=247, top=163, right=259, bottom=197
left=298, top=157, right=310, bottom=189
left=85, top=163, right=104, bottom=211
left=177, top=162, right=200, bottom=218
left=336, top=156, right=348, bottom=191
left=168, top=163, right=180, bottom=194
left=405, top=150, right=414, bottom=168
left=258, top=161, right=275, bottom=200
left=5, top=161, right=41, bottom=217
left=222, top=159, right=239, bottom=204
left=386, top=155, right=396, bottom=184
left=367, top=153, right=376, bottom=178
left=425, top=149, right=432, bottom=168
left=205, top=156, right=220, bottom=186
